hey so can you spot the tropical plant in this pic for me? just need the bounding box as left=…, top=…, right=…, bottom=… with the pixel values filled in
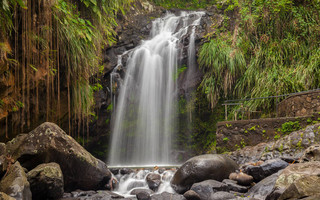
left=199, top=0, right=320, bottom=113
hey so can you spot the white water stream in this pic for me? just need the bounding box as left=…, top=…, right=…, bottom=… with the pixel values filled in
left=109, top=11, right=205, bottom=166
left=113, top=168, right=176, bottom=197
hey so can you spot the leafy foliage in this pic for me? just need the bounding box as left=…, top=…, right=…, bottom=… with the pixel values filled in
left=199, top=0, right=320, bottom=113
left=0, top=0, right=132, bottom=139
left=281, top=121, right=301, bottom=133
left=150, top=0, right=216, bottom=9
left=199, top=38, right=245, bottom=108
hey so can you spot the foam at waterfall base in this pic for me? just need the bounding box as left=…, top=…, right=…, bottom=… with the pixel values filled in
left=112, top=168, right=177, bottom=197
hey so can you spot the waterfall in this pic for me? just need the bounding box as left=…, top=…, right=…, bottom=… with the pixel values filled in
left=109, top=11, right=205, bottom=166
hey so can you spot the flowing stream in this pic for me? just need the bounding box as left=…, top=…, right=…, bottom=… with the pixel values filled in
left=109, top=11, right=205, bottom=166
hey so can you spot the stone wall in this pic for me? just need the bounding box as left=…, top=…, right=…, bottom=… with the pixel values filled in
left=215, top=113, right=320, bottom=153
left=278, top=90, right=320, bottom=117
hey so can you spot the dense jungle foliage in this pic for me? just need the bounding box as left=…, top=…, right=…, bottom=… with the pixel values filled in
left=150, top=0, right=216, bottom=9
left=0, top=0, right=132, bottom=140
left=199, top=0, right=320, bottom=118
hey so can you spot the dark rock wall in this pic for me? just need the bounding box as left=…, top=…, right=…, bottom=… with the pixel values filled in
left=89, top=4, right=221, bottom=160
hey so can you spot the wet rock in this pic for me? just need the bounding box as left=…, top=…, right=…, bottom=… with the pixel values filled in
left=161, top=171, right=174, bottom=182
left=171, top=154, right=238, bottom=194
left=192, top=180, right=227, bottom=200
left=136, top=191, right=151, bottom=200
left=151, top=192, right=186, bottom=200
left=244, top=159, right=288, bottom=182
left=301, top=144, right=320, bottom=162
left=127, top=180, right=145, bottom=191
left=106, top=175, right=118, bottom=190
left=130, top=188, right=154, bottom=195
left=246, top=171, right=282, bottom=200
left=229, top=172, right=253, bottom=186
left=0, top=192, right=15, bottom=200
left=120, top=168, right=134, bottom=175
left=27, top=162, right=64, bottom=200
left=158, top=168, right=166, bottom=174
left=61, top=190, right=126, bottom=200
left=183, top=190, right=201, bottom=200
left=6, top=122, right=112, bottom=191
left=146, top=173, right=161, bottom=191
left=110, top=168, right=120, bottom=175
left=190, top=180, right=228, bottom=200
left=210, top=191, right=235, bottom=200
left=222, top=179, right=249, bottom=193
left=0, top=161, right=32, bottom=200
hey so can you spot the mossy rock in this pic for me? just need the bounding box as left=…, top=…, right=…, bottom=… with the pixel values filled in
left=0, top=161, right=32, bottom=200
left=5, top=122, right=112, bottom=192
left=27, top=162, right=63, bottom=200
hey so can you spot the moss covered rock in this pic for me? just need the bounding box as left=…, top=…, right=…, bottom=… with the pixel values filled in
left=0, top=192, right=15, bottom=200
left=6, top=122, right=112, bottom=191
left=0, top=161, right=32, bottom=200
left=27, top=162, right=63, bottom=200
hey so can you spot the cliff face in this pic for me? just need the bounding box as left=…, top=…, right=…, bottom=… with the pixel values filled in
left=88, top=3, right=223, bottom=159
left=0, top=0, right=223, bottom=159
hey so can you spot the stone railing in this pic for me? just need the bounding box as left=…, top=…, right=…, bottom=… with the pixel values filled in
left=278, top=90, right=320, bottom=117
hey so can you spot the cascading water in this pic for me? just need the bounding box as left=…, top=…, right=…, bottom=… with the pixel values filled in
left=109, top=11, right=205, bottom=166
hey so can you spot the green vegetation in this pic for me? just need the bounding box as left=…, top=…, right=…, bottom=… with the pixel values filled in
left=173, top=65, right=187, bottom=81
left=0, top=0, right=132, bottom=139
left=199, top=0, right=320, bottom=114
left=281, top=121, right=301, bottom=133
left=175, top=89, right=224, bottom=154
left=150, top=0, right=216, bottom=9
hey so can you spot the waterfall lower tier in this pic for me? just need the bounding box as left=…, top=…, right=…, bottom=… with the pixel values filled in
left=109, top=11, right=205, bottom=166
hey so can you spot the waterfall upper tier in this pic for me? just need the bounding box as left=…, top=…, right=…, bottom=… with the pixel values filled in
left=109, top=11, right=205, bottom=166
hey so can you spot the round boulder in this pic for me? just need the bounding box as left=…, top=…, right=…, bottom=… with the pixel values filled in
left=136, top=191, right=151, bottom=200
left=27, top=162, right=64, bottom=200
left=146, top=173, right=161, bottom=191
left=170, top=154, right=238, bottom=194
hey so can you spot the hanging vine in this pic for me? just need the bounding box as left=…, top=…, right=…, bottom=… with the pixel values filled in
left=0, top=0, right=133, bottom=141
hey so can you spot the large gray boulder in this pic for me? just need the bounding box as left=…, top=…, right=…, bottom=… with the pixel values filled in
left=27, top=162, right=64, bottom=200
left=171, top=154, right=238, bottom=194
left=190, top=180, right=228, bottom=200
left=244, top=159, right=289, bottom=182
left=278, top=175, right=320, bottom=200
left=0, top=161, right=32, bottom=200
left=268, top=161, right=320, bottom=199
left=246, top=170, right=282, bottom=200
left=5, top=122, right=112, bottom=191
left=151, top=192, right=186, bottom=200
left=301, top=144, right=320, bottom=162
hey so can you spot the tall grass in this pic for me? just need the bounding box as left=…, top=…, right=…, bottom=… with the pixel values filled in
left=199, top=0, right=320, bottom=113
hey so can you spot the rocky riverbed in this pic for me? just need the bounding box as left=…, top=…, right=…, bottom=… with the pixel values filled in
left=1, top=122, right=320, bottom=199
